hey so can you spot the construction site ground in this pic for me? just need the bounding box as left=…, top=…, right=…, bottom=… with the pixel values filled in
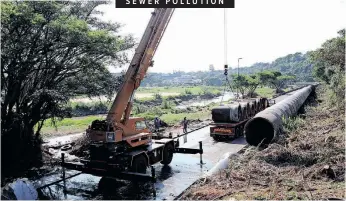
left=37, top=125, right=247, bottom=199
left=180, top=86, right=345, bottom=200
left=19, top=86, right=339, bottom=200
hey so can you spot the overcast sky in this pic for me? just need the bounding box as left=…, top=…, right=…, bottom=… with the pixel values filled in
left=98, top=0, right=345, bottom=73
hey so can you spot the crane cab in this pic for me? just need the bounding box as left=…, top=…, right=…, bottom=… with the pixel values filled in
left=87, top=117, right=152, bottom=148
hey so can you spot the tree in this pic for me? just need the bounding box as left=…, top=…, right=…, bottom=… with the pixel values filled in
left=231, top=74, right=260, bottom=98
left=257, top=70, right=295, bottom=93
left=1, top=1, right=135, bottom=179
left=257, top=70, right=274, bottom=87
left=309, top=29, right=345, bottom=108
left=231, top=74, right=247, bottom=97
left=246, top=74, right=260, bottom=97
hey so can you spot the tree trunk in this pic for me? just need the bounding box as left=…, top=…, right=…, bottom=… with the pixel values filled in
left=1, top=115, right=42, bottom=183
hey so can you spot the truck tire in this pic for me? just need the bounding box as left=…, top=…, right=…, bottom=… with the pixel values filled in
left=131, top=154, right=148, bottom=174
left=160, top=142, right=174, bottom=165
left=213, top=135, right=220, bottom=141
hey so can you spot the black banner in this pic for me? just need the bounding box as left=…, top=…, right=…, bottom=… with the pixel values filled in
left=116, top=0, right=235, bottom=8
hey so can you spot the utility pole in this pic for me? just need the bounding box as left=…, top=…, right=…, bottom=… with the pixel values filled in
left=236, top=58, right=242, bottom=99
left=237, top=57, right=242, bottom=77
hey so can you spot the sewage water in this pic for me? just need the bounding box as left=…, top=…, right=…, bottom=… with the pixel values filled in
left=36, top=129, right=214, bottom=200
left=36, top=92, right=243, bottom=200
left=36, top=126, right=246, bottom=200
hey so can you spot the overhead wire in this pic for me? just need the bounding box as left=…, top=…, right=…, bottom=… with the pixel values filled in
left=224, top=8, right=227, bottom=66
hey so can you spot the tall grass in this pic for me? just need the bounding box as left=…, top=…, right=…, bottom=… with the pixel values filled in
left=282, top=116, right=305, bottom=132
left=39, top=115, right=105, bottom=137
left=160, top=111, right=210, bottom=124
left=137, top=86, right=223, bottom=95
left=255, top=87, right=275, bottom=98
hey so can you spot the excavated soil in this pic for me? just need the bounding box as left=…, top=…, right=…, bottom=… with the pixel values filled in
left=180, top=86, right=345, bottom=200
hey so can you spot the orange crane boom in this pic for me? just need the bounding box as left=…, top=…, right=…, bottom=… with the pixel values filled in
left=107, top=8, right=175, bottom=124
left=88, top=8, right=175, bottom=148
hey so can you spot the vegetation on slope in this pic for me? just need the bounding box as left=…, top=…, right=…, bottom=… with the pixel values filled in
left=140, top=52, right=314, bottom=87
left=180, top=29, right=345, bottom=200
left=181, top=86, right=345, bottom=200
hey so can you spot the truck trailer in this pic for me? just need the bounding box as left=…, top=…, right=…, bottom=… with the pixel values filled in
left=210, top=98, right=269, bottom=140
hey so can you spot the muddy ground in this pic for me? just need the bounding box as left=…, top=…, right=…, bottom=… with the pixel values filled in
left=180, top=86, right=345, bottom=200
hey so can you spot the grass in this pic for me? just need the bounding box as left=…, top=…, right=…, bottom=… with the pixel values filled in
left=180, top=85, right=345, bottom=200
left=160, top=111, right=210, bottom=125
left=282, top=116, right=305, bottom=133
left=137, top=86, right=223, bottom=95
left=39, top=115, right=105, bottom=138
left=40, top=110, right=211, bottom=137
left=40, top=85, right=277, bottom=137
left=255, top=87, right=275, bottom=98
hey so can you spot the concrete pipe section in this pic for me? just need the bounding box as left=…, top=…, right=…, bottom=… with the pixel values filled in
left=244, top=85, right=314, bottom=146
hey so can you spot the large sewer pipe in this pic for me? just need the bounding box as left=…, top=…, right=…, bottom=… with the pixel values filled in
left=244, top=85, right=315, bottom=146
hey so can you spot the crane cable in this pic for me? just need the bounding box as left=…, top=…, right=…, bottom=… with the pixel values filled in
left=224, top=8, right=227, bottom=68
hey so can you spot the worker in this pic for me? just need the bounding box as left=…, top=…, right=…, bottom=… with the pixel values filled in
left=154, top=117, right=160, bottom=132
left=181, top=117, right=188, bottom=133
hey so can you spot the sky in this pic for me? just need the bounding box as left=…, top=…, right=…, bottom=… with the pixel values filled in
left=98, top=0, right=345, bottom=73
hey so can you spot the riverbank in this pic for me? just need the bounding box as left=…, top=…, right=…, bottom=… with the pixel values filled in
left=39, top=102, right=217, bottom=138
left=180, top=86, right=345, bottom=200
left=39, top=86, right=277, bottom=138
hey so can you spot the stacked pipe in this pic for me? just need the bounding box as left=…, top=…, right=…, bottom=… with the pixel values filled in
left=244, top=85, right=314, bottom=146
left=211, top=97, right=269, bottom=123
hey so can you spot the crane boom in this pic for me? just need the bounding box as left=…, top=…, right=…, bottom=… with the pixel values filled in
left=88, top=8, right=174, bottom=148
left=107, top=8, right=175, bottom=125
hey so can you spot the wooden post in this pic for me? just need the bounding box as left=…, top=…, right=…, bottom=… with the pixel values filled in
left=61, top=153, right=67, bottom=198
left=199, top=141, right=203, bottom=164
left=176, top=134, right=180, bottom=148
left=61, top=153, right=65, bottom=180
left=151, top=166, right=156, bottom=198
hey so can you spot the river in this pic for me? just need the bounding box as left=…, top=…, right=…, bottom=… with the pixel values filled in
left=176, top=92, right=235, bottom=109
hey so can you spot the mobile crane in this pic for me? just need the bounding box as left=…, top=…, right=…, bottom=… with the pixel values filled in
left=62, top=8, right=203, bottom=177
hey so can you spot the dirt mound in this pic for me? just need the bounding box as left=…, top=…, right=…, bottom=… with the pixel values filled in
left=69, top=135, right=90, bottom=158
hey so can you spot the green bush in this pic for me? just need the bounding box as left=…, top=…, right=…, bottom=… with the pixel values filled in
left=282, top=116, right=305, bottom=132
left=69, top=101, right=109, bottom=116
left=162, top=100, right=175, bottom=109
left=184, top=89, right=192, bottom=95
left=154, top=93, right=162, bottom=100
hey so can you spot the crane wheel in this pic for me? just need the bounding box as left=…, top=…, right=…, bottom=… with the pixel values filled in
left=98, top=177, right=119, bottom=194
left=131, top=154, right=148, bottom=174
left=161, top=142, right=174, bottom=165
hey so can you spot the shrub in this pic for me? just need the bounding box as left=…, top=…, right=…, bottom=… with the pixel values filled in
left=162, top=100, right=171, bottom=109
left=282, top=116, right=305, bottom=133
left=154, top=93, right=162, bottom=100
left=184, top=89, right=192, bottom=95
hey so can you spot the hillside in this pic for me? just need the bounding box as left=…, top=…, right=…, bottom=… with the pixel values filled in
left=140, top=52, right=314, bottom=87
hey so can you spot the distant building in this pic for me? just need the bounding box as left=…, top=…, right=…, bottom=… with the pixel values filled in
left=209, top=64, right=215, bottom=71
